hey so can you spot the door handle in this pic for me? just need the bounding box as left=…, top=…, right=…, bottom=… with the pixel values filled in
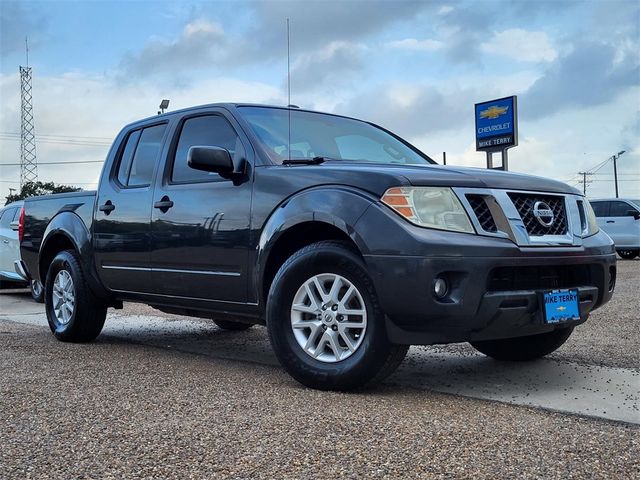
left=154, top=196, right=174, bottom=212
left=99, top=200, right=115, bottom=214
left=606, top=220, right=615, bottom=224
left=2, top=240, right=8, bottom=244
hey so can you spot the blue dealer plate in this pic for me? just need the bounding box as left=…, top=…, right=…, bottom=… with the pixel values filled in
left=543, top=289, right=580, bottom=324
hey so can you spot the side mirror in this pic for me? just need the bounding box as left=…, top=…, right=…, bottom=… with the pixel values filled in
left=627, top=210, right=640, bottom=220
left=10, top=220, right=19, bottom=231
left=187, top=146, right=234, bottom=175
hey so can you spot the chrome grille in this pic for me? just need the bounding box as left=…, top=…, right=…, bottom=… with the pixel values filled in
left=508, top=193, right=568, bottom=236
left=466, top=195, right=497, bottom=233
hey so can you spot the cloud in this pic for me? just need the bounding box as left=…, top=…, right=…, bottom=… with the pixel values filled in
left=0, top=71, right=282, bottom=199
left=0, top=2, right=47, bottom=57
left=289, top=42, right=367, bottom=93
left=119, top=19, right=226, bottom=79
left=387, top=38, right=444, bottom=52
left=481, top=29, right=557, bottom=62
left=523, top=41, right=639, bottom=119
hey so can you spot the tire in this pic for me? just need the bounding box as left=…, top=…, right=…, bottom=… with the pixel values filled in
left=30, top=280, right=44, bottom=303
left=470, top=327, right=574, bottom=361
left=214, top=319, right=253, bottom=331
left=617, top=249, right=639, bottom=260
left=266, top=240, right=408, bottom=391
left=45, top=250, right=107, bottom=342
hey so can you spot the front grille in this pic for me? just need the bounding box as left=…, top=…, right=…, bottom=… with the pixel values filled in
left=466, top=195, right=498, bottom=232
left=488, top=265, right=592, bottom=292
left=508, top=193, right=568, bottom=236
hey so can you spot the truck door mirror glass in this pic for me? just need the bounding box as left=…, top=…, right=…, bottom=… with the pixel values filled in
left=187, top=146, right=234, bottom=175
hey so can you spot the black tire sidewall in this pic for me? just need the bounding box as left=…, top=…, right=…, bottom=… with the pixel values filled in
left=267, top=243, right=392, bottom=389
left=45, top=251, right=80, bottom=339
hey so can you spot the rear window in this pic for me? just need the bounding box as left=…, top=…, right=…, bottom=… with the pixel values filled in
left=0, top=207, right=17, bottom=228
left=590, top=202, right=608, bottom=217
left=116, top=124, right=167, bottom=187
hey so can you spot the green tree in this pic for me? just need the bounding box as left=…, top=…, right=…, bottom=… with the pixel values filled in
left=4, top=181, right=82, bottom=205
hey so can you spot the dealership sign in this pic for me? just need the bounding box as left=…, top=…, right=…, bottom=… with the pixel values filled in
left=475, top=96, right=518, bottom=152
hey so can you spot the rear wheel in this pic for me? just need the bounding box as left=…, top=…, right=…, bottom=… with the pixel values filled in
left=617, top=249, right=639, bottom=260
left=213, top=319, right=253, bottom=331
left=45, top=250, right=107, bottom=342
left=267, top=241, right=408, bottom=391
left=30, top=280, right=44, bottom=303
left=470, top=327, right=574, bottom=361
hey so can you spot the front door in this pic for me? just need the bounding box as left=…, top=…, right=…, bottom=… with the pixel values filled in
left=150, top=111, right=252, bottom=302
left=93, top=122, right=169, bottom=292
left=605, top=200, right=640, bottom=248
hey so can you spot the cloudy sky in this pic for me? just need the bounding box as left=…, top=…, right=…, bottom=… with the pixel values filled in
left=1, top=0, right=638, bottom=200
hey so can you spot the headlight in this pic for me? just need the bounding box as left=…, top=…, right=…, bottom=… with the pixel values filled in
left=381, top=186, right=475, bottom=233
left=582, top=199, right=600, bottom=237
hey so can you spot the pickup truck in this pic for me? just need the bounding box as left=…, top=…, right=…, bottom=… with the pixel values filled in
left=17, top=103, right=616, bottom=390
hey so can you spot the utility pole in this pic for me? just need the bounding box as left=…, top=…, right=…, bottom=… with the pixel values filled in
left=577, top=171, right=593, bottom=195
left=19, top=37, right=37, bottom=187
left=612, top=150, right=626, bottom=198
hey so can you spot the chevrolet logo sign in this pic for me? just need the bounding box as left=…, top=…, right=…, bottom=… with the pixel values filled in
left=480, top=105, right=509, bottom=120
left=556, top=306, right=567, bottom=312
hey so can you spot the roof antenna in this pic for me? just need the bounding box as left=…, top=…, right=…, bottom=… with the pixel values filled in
left=287, top=17, right=291, bottom=161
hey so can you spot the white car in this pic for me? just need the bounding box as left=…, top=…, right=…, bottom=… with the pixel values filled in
left=0, top=201, right=44, bottom=301
left=590, top=198, right=640, bottom=259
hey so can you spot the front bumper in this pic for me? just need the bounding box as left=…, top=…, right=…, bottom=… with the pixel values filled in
left=362, top=231, right=616, bottom=345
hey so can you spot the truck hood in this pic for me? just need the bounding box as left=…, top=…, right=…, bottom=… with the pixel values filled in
left=325, top=162, right=580, bottom=195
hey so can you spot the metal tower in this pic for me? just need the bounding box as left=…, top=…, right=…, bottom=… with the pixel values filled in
left=19, top=63, right=38, bottom=186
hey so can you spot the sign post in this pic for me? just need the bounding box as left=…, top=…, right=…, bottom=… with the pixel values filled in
left=474, top=96, right=518, bottom=170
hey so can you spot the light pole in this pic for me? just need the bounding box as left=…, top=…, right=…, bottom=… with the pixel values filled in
left=612, top=150, right=626, bottom=198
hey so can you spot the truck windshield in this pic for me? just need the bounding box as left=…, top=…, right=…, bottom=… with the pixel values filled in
left=239, top=106, right=434, bottom=166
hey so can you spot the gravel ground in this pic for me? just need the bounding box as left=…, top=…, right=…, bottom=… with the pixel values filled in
left=122, top=259, right=640, bottom=370
left=1, top=320, right=638, bottom=480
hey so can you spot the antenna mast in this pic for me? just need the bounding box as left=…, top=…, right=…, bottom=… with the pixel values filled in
left=20, top=37, right=38, bottom=186
left=286, top=18, right=291, bottom=161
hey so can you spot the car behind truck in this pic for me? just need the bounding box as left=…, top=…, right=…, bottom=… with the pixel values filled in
left=17, top=103, right=616, bottom=390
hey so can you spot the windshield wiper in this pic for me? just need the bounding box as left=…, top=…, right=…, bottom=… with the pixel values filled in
left=282, top=156, right=327, bottom=165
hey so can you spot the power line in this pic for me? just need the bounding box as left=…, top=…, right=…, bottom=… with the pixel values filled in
left=0, top=131, right=112, bottom=141
left=0, top=160, right=104, bottom=166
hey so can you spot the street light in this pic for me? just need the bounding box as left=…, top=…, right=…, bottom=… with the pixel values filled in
left=612, top=150, right=626, bottom=198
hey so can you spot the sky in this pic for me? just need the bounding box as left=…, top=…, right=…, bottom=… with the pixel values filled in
left=0, top=0, right=638, bottom=201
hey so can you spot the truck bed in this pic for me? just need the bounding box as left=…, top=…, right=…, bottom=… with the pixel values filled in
left=21, top=190, right=96, bottom=282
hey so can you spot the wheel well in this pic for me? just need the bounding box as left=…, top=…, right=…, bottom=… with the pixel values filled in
left=39, top=234, right=75, bottom=283
left=262, top=222, right=360, bottom=303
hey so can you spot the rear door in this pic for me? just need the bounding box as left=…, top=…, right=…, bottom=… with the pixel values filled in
left=150, top=110, right=252, bottom=302
left=93, top=122, right=169, bottom=292
left=590, top=201, right=610, bottom=238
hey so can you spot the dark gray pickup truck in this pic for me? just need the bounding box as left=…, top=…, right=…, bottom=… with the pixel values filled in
left=17, top=103, right=616, bottom=390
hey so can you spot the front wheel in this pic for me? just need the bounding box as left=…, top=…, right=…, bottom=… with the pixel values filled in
left=470, top=327, right=574, bottom=361
left=45, top=250, right=107, bottom=342
left=267, top=241, right=408, bottom=391
left=617, top=249, right=639, bottom=260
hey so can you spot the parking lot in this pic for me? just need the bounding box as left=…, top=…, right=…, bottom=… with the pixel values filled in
left=1, top=260, right=638, bottom=479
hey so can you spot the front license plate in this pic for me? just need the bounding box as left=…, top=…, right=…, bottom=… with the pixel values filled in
left=543, top=289, right=580, bottom=324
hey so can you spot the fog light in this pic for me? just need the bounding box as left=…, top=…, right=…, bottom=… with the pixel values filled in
left=433, top=277, right=448, bottom=299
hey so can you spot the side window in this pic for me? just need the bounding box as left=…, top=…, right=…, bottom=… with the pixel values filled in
left=610, top=201, right=636, bottom=217
left=0, top=208, right=16, bottom=228
left=590, top=202, right=608, bottom=217
left=116, top=130, right=141, bottom=186
left=171, top=115, right=242, bottom=183
left=129, top=124, right=167, bottom=186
